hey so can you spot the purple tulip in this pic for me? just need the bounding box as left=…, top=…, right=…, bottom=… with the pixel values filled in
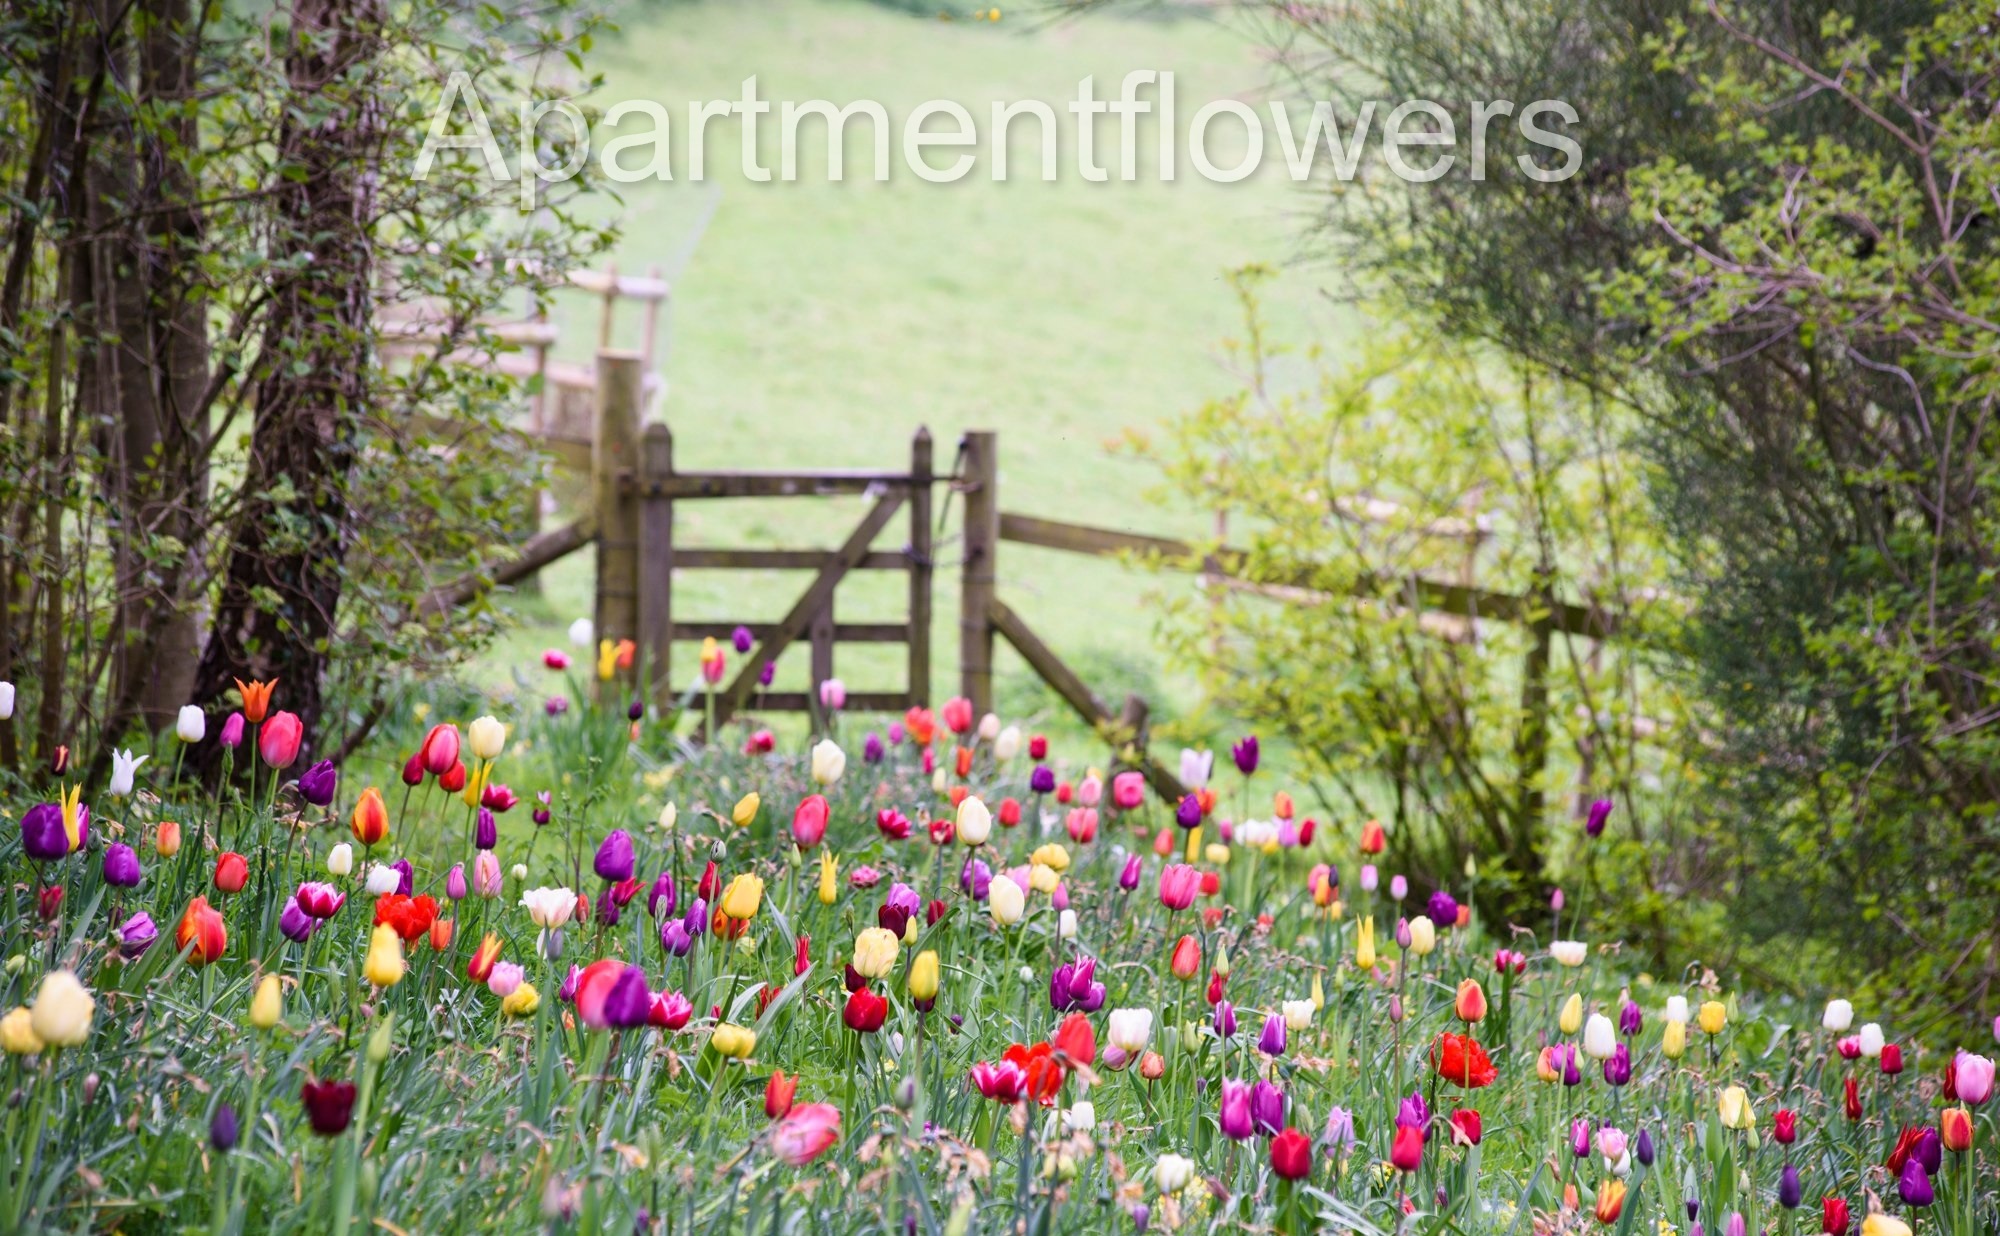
left=114, top=911, right=158, bottom=958
left=603, top=965, right=652, bottom=1028
left=1324, top=1106, right=1355, bottom=1149
left=888, top=721, right=906, bottom=744
left=1585, top=798, right=1613, bottom=837
left=1635, top=1129, right=1654, bottom=1166
left=392, top=859, right=414, bottom=897
left=279, top=897, right=318, bottom=943
left=1257, top=1012, right=1287, bottom=1056
left=1723, top=1213, right=1745, bottom=1236
left=647, top=872, right=676, bottom=919
left=863, top=732, right=885, bottom=764
left=1619, top=999, right=1643, bottom=1036
left=1395, top=918, right=1413, bottom=949
left=211, top=1103, right=239, bottom=1152
left=660, top=920, right=692, bottom=956
left=886, top=882, right=923, bottom=918
left=1778, top=1163, right=1801, bottom=1209
left=1426, top=890, right=1458, bottom=927
left=1359, top=863, right=1378, bottom=891
left=1571, top=1118, right=1591, bottom=1158
left=1915, top=1126, right=1942, bottom=1175
left=1249, top=1079, right=1285, bottom=1135
left=1219, top=1079, right=1253, bottom=1140
left=1118, top=854, right=1142, bottom=891
left=102, top=842, right=142, bottom=888
left=1049, top=956, right=1105, bottom=1012
left=1132, top=1203, right=1150, bottom=1234
left=1603, top=1042, right=1632, bottom=1086
left=593, top=829, right=634, bottom=882
left=558, top=965, right=582, bottom=1003
left=758, top=661, right=775, bottom=687
left=1030, top=765, right=1056, bottom=795
left=473, top=807, right=496, bottom=851
left=446, top=864, right=468, bottom=901
left=219, top=712, right=245, bottom=748
left=1397, top=1093, right=1429, bottom=1131
left=1231, top=735, right=1259, bottom=775
left=1898, top=1159, right=1933, bottom=1207
left=681, top=897, right=708, bottom=938
left=1174, top=794, right=1202, bottom=829
left=297, top=759, right=338, bottom=807
left=1214, top=1000, right=1237, bottom=1038
left=20, top=801, right=74, bottom=861
left=731, top=625, right=754, bottom=654
left=960, top=857, right=992, bottom=901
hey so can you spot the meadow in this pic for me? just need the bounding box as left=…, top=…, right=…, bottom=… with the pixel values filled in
left=0, top=665, right=1986, bottom=1234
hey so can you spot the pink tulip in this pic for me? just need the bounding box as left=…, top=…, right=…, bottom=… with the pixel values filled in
left=1957, top=1050, right=1996, bottom=1106
left=474, top=851, right=503, bottom=897
left=258, top=711, right=304, bottom=769
left=1159, top=864, right=1199, bottom=911
left=1076, top=775, right=1102, bottom=807
left=772, top=1102, right=842, bottom=1165
left=1111, top=771, right=1145, bottom=810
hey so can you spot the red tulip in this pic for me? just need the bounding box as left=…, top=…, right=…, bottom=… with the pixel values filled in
left=300, top=1078, right=357, bottom=1136
left=1270, top=1127, right=1312, bottom=1180
left=213, top=852, right=250, bottom=894
left=1774, top=1108, right=1797, bottom=1144
left=1027, top=734, right=1047, bottom=760
left=1941, top=1106, right=1973, bottom=1152
left=1170, top=934, right=1200, bottom=981
left=258, top=710, right=304, bottom=769
left=1880, top=1043, right=1904, bottom=1075
left=373, top=893, right=439, bottom=943
left=1390, top=1123, right=1423, bottom=1172
left=940, top=696, right=973, bottom=735
left=437, top=760, right=467, bottom=793
left=997, top=798, right=1022, bottom=828
left=765, top=1069, right=798, bottom=1119
left=176, top=896, right=227, bottom=965
left=1360, top=819, right=1386, bottom=853
left=1821, top=1196, right=1849, bottom=1234
left=791, top=795, right=829, bottom=849
left=843, top=987, right=888, bottom=1033
left=1432, top=1032, right=1498, bottom=1088
left=1450, top=1108, right=1483, bottom=1145
left=1843, top=1076, right=1863, bottom=1121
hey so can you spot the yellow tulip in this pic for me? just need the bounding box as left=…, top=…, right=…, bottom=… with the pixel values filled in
left=1204, top=843, right=1231, bottom=866
left=730, top=793, right=760, bottom=827
left=1698, top=1000, right=1728, bottom=1035
left=502, top=983, right=541, bottom=1017
left=460, top=762, right=488, bottom=808
left=1559, top=993, right=1584, bottom=1036
left=596, top=639, right=618, bottom=681
left=1662, top=1018, right=1687, bottom=1059
left=1029, top=863, right=1059, bottom=894
left=817, top=851, right=838, bottom=905
left=711, top=1023, right=756, bottom=1058
left=720, top=873, right=765, bottom=920
left=1406, top=916, right=1437, bottom=956
left=1213, top=946, right=1230, bottom=978
left=363, top=924, right=406, bottom=988
left=908, top=950, right=940, bottom=1003
left=852, top=927, right=899, bottom=979
left=1183, top=825, right=1202, bottom=863
left=1861, top=1216, right=1914, bottom=1236
left=249, top=975, right=283, bottom=1030
left=1, top=1007, right=44, bottom=1055
left=29, top=970, right=93, bottom=1046
left=1311, top=972, right=1325, bottom=1011
left=1355, top=916, right=1376, bottom=970
left=1030, top=843, right=1070, bottom=872
left=1718, top=1084, right=1754, bottom=1130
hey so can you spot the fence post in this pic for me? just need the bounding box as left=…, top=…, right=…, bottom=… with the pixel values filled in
left=639, top=421, right=674, bottom=710
left=959, top=431, right=998, bottom=716
left=592, top=349, right=644, bottom=704
left=907, top=427, right=933, bottom=707
left=809, top=595, right=835, bottom=709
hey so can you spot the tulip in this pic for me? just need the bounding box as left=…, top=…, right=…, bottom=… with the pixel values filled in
left=1858, top=1216, right=1908, bottom=1236
left=210, top=1102, right=239, bottom=1152
left=1954, top=1050, right=1994, bottom=1105
left=1390, top=1123, right=1424, bottom=1172
left=1170, top=934, right=1200, bottom=981
left=1774, top=1109, right=1797, bottom=1144
left=1663, top=1017, right=1687, bottom=1059
left=363, top=924, right=405, bottom=987
left=219, top=711, right=245, bottom=748
left=957, top=795, right=992, bottom=847
left=1858, top=1022, right=1885, bottom=1056
left=153, top=819, right=182, bottom=859
left=29, top=970, right=93, bottom=1046
left=350, top=787, right=389, bottom=848
left=1450, top=1108, right=1483, bottom=1146
left=250, top=975, right=282, bottom=1030
left=1823, top=998, right=1854, bottom=1031
left=1941, top=1106, right=1972, bottom=1152
left=720, top=873, right=764, bottom=920
left=852, top=927, right=899, bottom=979
left=1231, top=735, right=1259, bottom=775
left=1595, top=1179, right=1627, bottom=1224
left=0, top=1007, right=42, bottom=1055
left=731, top=793, right=759, bottom=827
left=1583, top=1014, right=1616, bottom=1059
left=501, top=983, right=541, bottom=1016
left=106, top=748, right=148, bottom=797
left=214, top=851, right=249, bottom=894
left=1406, top=916, right=1436, bottom=955
left=102, top=843, right=142, bottom=888
left=258, top=710, right=304, bottom=769
left=843, top=987, right=888, bottom=1033
left=1551, top=940, right=1588, bottom=967
left=1455, top=979, right=1488, bottom=1023
left=908, top=949, right=940, bottom=1009
left=176, top=896, right=228, bottom=965
left=114, top=911, right=158, bottom=959
left=1897, top=1158, right=1933, bottom=1207
left=1844, top=1076, right=1863, bottom=1120
left=300, top=1079, right=357, bottom=1136
left=988, top=876, right=1025, bottom=925
left=1269, top=1127, right=1311, bottom=1180
left=1718, top=1085, right=1754, bottom=1130
left=1110, top=771, right=1145, bottom=810
left=771, top=1102, right=841, bottom=1165
left=1218, top=1080, right=1254, bottom=1140
left=464, top=714, right=505, bottom=761
left=805, top=738, right=846, bottom=786
left=1158, top=864, right=1199, bottom=911
left=1559, top=993, right=1584, bottom=1035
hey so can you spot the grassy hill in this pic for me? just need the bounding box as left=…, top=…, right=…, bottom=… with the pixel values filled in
left=473, top=0, right=1351, bottom=749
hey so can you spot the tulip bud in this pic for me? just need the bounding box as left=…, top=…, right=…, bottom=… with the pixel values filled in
left=249, top=975, right=282, bottom=1030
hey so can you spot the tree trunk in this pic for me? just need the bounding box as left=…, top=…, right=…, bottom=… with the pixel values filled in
left=190, top=0, right=384, bottom=770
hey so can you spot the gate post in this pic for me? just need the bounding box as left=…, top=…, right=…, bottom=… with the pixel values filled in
left=959, top=431, right=998, bottom=716
left=592, top=350, right=644, bottom=704
left=639, top=421, right=674, bottom=710
left=907, top=427, right=933, bottom=707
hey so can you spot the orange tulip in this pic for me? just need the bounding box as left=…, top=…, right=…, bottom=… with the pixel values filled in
left=1273, top=791, right=1293, bottom=820
left=1942, top=1106, right=1974, bottom=1152
left=155, top=820, right=182, bottom=858
left=176, top=896, right=228, bottom=965
left=1455, top=978, right=1489, bottom=1023
left=1594, top=1180, right=1625, bottom=1224
left=350, top=786, right=389, bottom=847
left=955, top=746, right=973, bottom=778
left=234, top=677, right=277, bottom=724
left=615, top=638, right=637, bottom=670
left=428, top=917, right=455, bottom=951
left=466, top=932, right=503, bottom=983
left=1170, top=934, right=1200, bottom=981
left=1360, top=820, right=1386, bottom=854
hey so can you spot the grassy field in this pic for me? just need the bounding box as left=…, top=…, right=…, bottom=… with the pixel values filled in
left=472, top=0, right=1353, bottom=750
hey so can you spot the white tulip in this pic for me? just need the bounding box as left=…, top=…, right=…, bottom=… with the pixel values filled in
left=364, top=865, right=401, bottom=895
left=466, top=715, right=506, bottom=761
left=0, top=681, right=14, bottom=720
left=175, top=705, right=206, bottom=743
left=658, top=803, right=678, bottom=830
left=977, top=712, right=1000, bottom=742
left=1582, top=1013, right=1617, bottom=1059
left=988, top=875, right=1025, bottom=926
left=1663, top=995, right=1690, bottom=1024
left=1178, top=748, right=1213, bottom=789
left=1822, top=999, right=1854, bottom=1032
left=107, top=748, right=148, bottom=798
left=1282, top=999, right=1315, bottom=1031
left=327, top=843, right=354, bottom=876
left=1858, top=1022, right=1885, bottom=1057
left=510, top=863, right=528, bottom=882
left=993, top=725, right=1022, bottom=762
left=810, top=738, right=845, bottom=786
left=931, top=766, right=947, bottom=793
left=1550, top=940, right=1589, bottom=967
left=519, top=886, right=577, bottom=930
left=567, top=617, right=594, bottom=648
left=1107, top=1008, right=1154, bottom=1054
left=1154, top=1153, right=1195, bottom=1193
left=956, top=795, right=992, bottom=847
left=1062, top=1101, right=1095, bottom=1133
left=1057, top=909, right=1078, bottom=939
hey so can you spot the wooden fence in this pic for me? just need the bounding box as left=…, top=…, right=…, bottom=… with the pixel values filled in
left=434, top=328, right=1637, bottom=800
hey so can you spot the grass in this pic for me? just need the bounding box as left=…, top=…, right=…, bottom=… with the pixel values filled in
left=468, top=0, right=1354, bottom=752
